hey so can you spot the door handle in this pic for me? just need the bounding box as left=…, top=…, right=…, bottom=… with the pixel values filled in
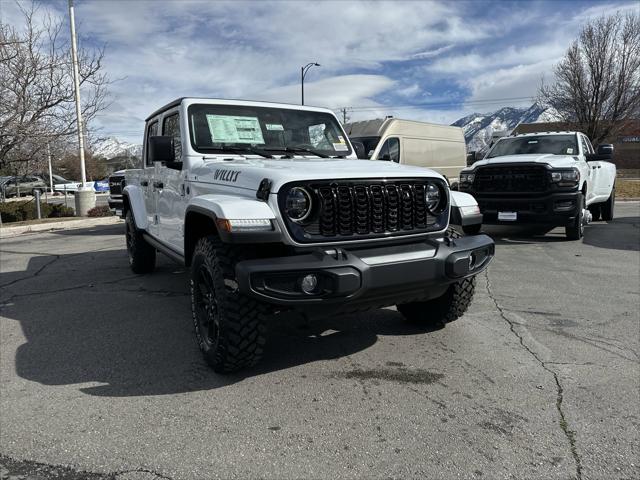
left=153, top=181, right=164, bottom=189
left=140, top=180, right=149, bottom=186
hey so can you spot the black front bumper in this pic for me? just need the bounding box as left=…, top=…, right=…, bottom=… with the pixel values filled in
left=236, top=234, right=494, bottom=311
left=473, top=191, right=581, bottom=226
left=108, top=196, right=124, bottom=216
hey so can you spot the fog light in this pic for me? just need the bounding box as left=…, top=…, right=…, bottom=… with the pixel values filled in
left=300, top=274, right=318, bottom=294
left=469, top=252, right=477, bottom=270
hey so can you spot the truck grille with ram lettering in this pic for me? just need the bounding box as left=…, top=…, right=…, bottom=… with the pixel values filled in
left=108, top=175, right=125, bottom=196
left=473, top=165, right=548, bottom=194
left=278, top=179, right=449, bottom=243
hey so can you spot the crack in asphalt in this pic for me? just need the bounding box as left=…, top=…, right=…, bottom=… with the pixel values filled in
left=0, top=453, right=174, bottom=479
left=114, top=468, right=174, bottom=479
left=0, top=254, right=61, bottom=288
left=484, top=269, right=583, bottom=480
left=0, top=275, right=140, bottom=305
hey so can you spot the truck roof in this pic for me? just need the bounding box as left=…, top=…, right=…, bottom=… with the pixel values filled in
left=510, top=131, right=579, bottom=137
left=145, top=97, right=335, bottom=121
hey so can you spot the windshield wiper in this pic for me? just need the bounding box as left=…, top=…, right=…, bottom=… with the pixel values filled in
left=198, top=146, right=273, bottom=158
left=264, top=146, right=330, bottom=158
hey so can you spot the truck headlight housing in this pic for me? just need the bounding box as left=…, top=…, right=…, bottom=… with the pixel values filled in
left=551, top=169, right=579, bottom=186
left=460, top=172, right=475, bottom=184
left=425, top=182, right=446, bottom=214
left=285, top=187, right=312, bottom=221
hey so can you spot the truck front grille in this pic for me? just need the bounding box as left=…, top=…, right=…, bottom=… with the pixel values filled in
left=474, top=165, right=548, bottom=193
left=108, top=175, right=125, bottom=195
left=279, top=179, right=448, bottom=244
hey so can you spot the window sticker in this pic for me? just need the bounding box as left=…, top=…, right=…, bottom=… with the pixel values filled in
left=337, top=135, right=345, bottom=143
left=566, top=148, right=574, bottom=154
left=265, top=123, right=284, bottom=131
left=206, top=115, right=265, bottom=144
left=333, top=143, right=349, bottom=151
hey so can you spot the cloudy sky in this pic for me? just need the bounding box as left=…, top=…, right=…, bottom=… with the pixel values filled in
left=2, top=0, right=637, bottom=143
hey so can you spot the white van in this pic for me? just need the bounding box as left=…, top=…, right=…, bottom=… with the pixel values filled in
left=343, top=118, right=467, bottom=187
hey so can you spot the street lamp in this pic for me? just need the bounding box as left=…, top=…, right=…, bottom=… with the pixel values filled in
left=301, top=62, right=320, bottom=105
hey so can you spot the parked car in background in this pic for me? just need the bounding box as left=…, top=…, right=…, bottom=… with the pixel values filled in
left=94, top=178, right=110, bottom=193
left=108, top=170, right=126, bottom=215
left=1, top=175, right=48, bottom=198
left=53, top=178, right=95, bottom=193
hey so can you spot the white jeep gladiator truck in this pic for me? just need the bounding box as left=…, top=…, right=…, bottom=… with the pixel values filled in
left=123, top=98, right=495, bottom=373
left=459, top=131, right=616, bottom=240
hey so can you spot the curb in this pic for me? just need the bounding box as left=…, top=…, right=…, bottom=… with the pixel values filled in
left=0, top=216, right=123, bottom=239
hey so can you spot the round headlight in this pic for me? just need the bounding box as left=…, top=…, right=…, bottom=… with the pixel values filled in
left=425, top=182, right=441, bottom=212
left=285, top=187, right=312, bottom=221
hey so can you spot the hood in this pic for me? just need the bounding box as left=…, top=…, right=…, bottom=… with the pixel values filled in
left=189, top=156, right=445, bottom=192
left=467, top=154, right=580, bottom=170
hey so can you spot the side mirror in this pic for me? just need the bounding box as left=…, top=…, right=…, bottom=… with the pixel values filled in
left=587, top=144, right=614, bottom=162
left=351, top=141, right=367, bottom=159
left=148, top=136, right=178, bottom=166
left=597, top=144, right=614, bottom=156
left=467, top=151, right=476, bottom=167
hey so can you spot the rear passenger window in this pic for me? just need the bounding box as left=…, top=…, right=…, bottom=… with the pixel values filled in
left=580, top=135, right=593, bottom=155
left=163, top=113, right=182, bottom=161
left=145, top=121, right=159, bottom=166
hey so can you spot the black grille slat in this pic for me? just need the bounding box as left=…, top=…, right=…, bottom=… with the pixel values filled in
left=385, top=185, right=400, bottom=232
left=318, top=187, right=336, bottom=236
left=337, top=186, right=354, bottom=235
left=474, top=165, right=548, bottom=193
left=370, top=185, right=385, bottom=233
left=354, top=185, right=370, bottom=234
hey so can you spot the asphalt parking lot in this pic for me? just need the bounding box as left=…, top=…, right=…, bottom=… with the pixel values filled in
left=1, top=202, right=638, bottom=480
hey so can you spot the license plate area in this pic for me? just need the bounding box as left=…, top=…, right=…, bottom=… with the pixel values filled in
left=498, top=211, right=517, bottom=221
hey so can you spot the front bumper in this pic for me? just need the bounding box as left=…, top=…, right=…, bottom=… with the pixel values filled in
left=473, top=191, right=580, bottom=225
left=236, top=234, right=494, bottom=310
left=108, top=196, right=124, bottom=217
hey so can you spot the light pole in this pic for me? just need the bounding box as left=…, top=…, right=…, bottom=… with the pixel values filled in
left=301, top=62, right=320, bottom=105
left=68, top=0, right=95, bottom=215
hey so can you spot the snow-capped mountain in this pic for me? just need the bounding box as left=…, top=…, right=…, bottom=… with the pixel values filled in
left=93, top=137, right=142, bottom=159
left=451, top=103, right=560, bottom=153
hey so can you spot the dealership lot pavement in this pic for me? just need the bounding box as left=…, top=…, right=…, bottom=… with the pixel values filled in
left=1, top=203, right=638, bottom=480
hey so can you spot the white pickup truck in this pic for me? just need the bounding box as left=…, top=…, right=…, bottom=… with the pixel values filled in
left=122, top=97, right=495, bottom=373
left=459, top=131, right=617, bottom=240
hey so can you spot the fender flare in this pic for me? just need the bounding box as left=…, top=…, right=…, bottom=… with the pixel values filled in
left=123, top=185, right=149, bottom=231
left=450, top=190, right=482, bottom=227
left=187, top=194, right=277, bottom=221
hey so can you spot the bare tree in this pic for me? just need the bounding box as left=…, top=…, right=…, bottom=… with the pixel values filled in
left=538, top=12, right=640, bottom=145
left=0, top=3, right=111, bottom=170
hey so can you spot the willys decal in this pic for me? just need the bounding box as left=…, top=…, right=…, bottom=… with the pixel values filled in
left=214, top=169, right=241, bottom=182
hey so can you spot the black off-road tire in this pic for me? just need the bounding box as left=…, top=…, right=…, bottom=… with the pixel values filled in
left=565, top=192, right=585, bottom=240
left=397, top=276, right=476, bottom=327
left=462, top=223, right=482, bottom=235
left=588, top=203, right=601, bottom=222
left=601, top=186, right=615, bottom=221
left=190, top=236, right=267, bottom=373
left=125, top=210, right=156, bottom=273
left=397, top=227, right=476, bottom=327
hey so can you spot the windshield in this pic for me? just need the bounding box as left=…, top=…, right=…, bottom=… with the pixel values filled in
left=487, top=135, right=578, bottom=158
left=188, top=104, right=352, bottom=157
